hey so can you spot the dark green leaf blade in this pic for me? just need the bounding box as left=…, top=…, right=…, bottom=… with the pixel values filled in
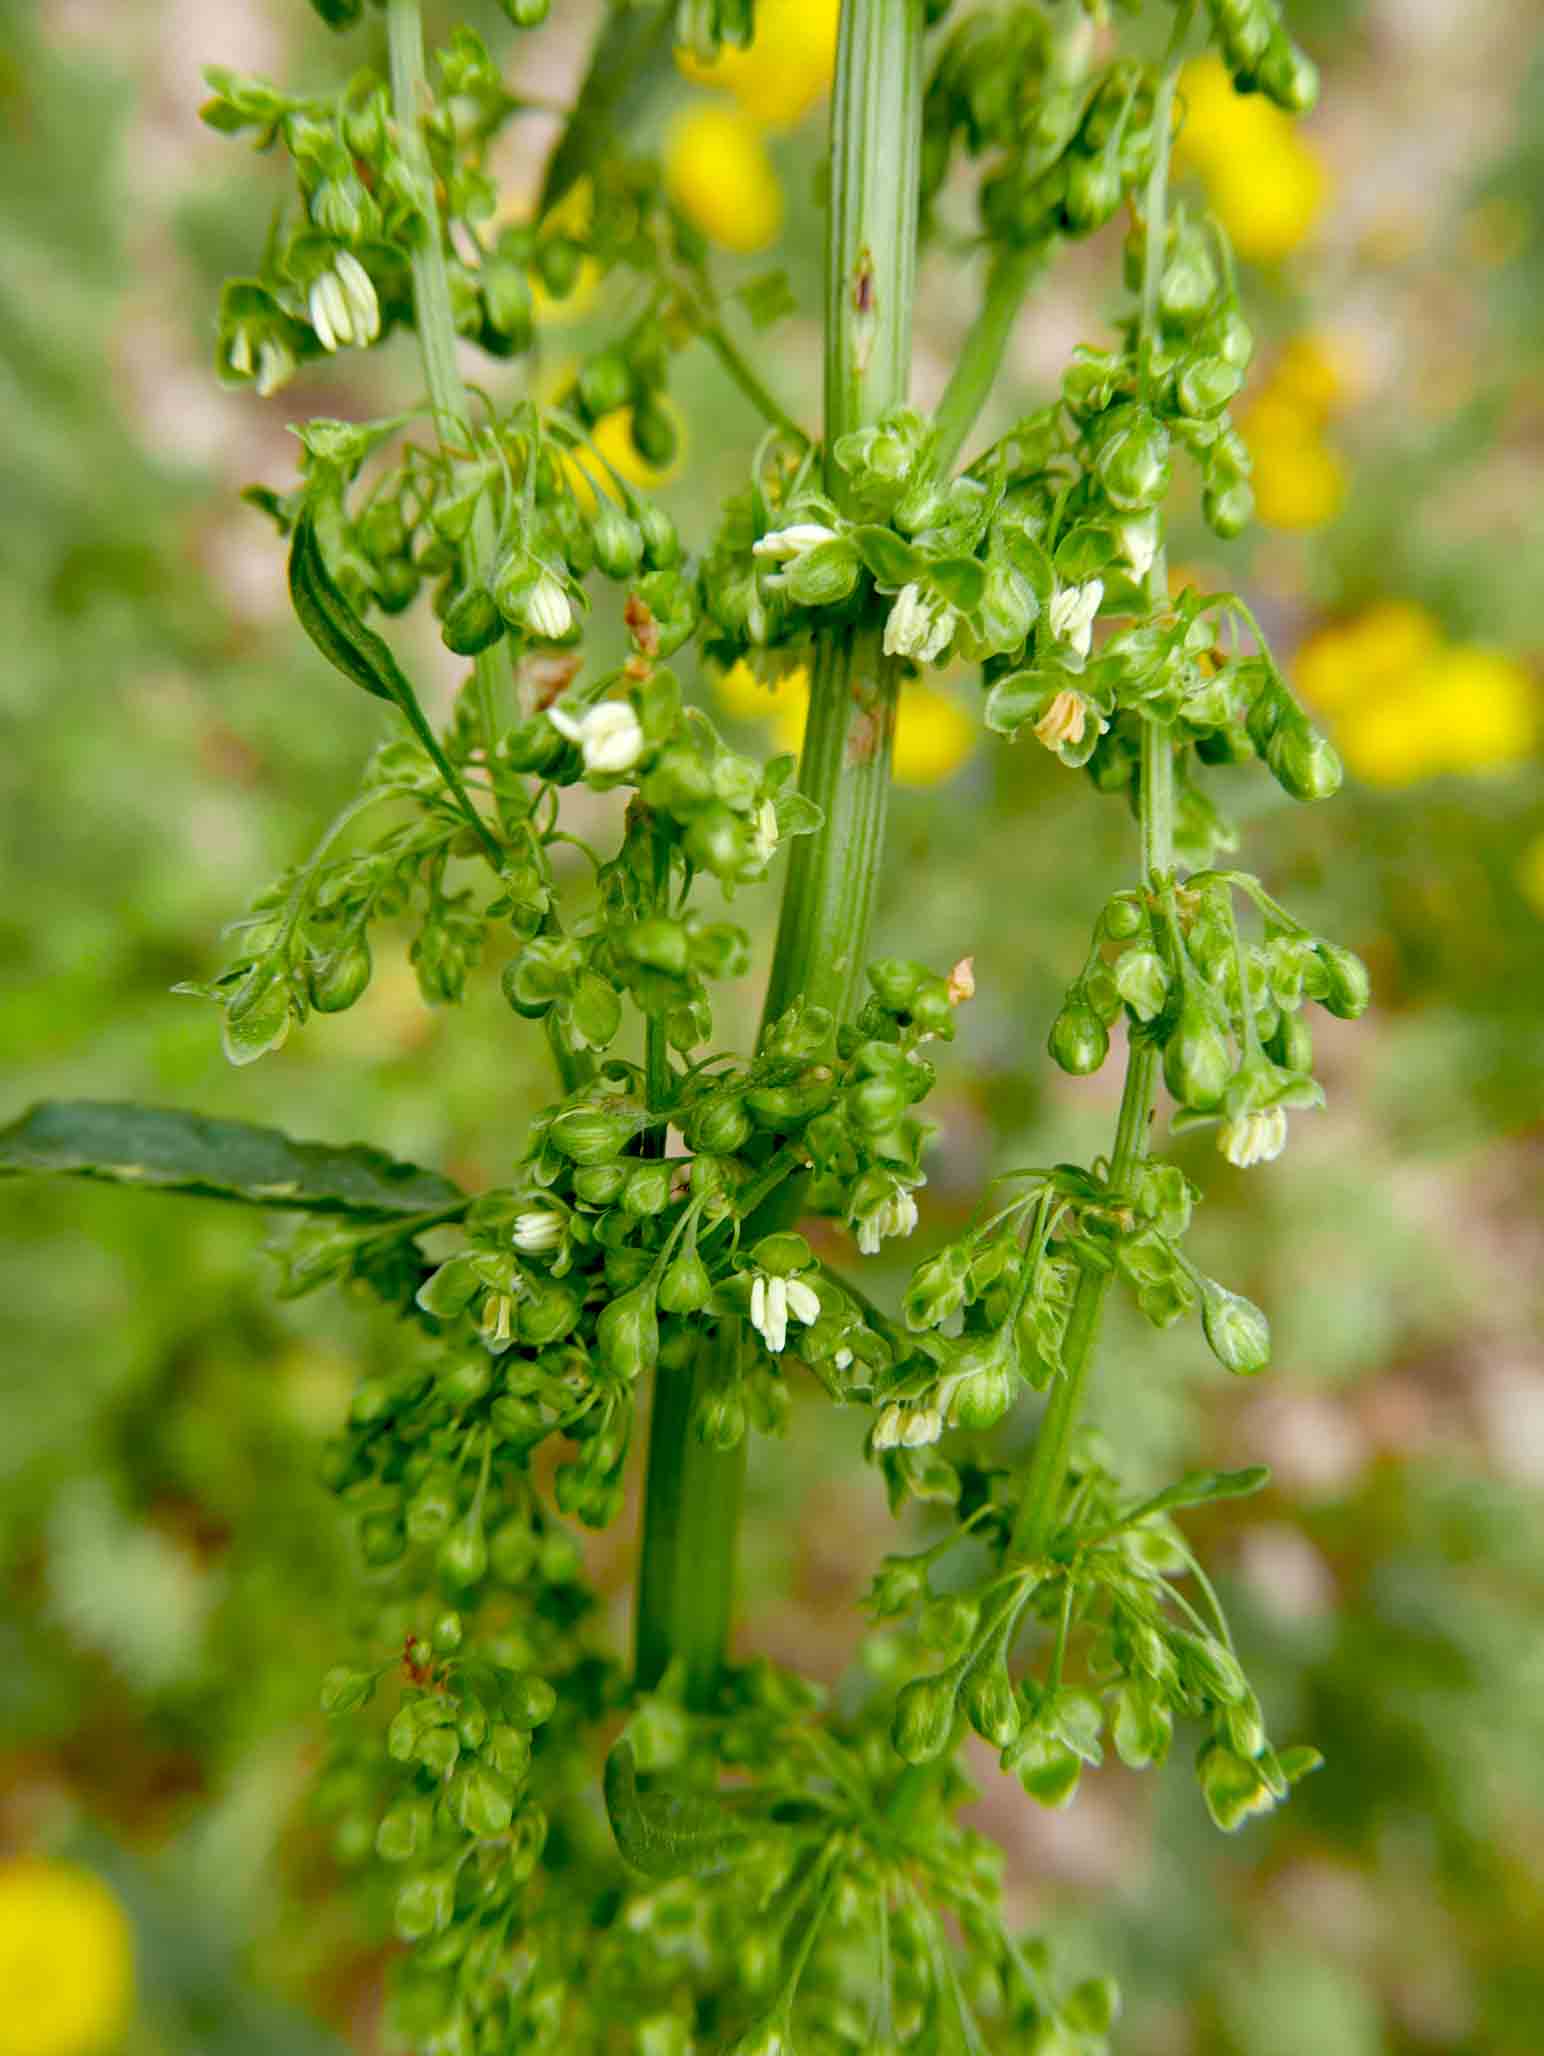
left=0, top=1101, right=463, bottom=1218
left=603, top=1742, right=750, bottom=1880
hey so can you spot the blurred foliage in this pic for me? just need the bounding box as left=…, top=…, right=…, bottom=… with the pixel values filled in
left=1, top=1, right=1541, bottom=2053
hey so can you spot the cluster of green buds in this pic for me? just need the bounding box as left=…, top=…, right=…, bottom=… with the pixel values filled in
left=871, top=1432, right=1322, bottom=1832
left=1046, top=863, right=1369, bottom=1176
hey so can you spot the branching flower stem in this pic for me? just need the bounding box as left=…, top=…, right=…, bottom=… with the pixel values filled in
left=1010, top=54, right=1184, bottom=1563
left=634, top=0, right=928, bottom=1707
left=387, top=0, right=591, bottom=1097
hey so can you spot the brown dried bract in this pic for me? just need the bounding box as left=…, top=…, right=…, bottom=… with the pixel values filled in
left=624, top=593, right=661, bottom=659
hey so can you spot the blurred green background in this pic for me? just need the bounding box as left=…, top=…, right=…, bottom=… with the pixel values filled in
left=2, top=2, right=1542, bottom=2052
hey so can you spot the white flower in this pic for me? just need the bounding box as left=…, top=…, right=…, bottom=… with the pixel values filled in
left=833, top=1346, right=854, bottom=1372
left=1034, top=689, right=1087, bottom=753
left=900, top=1406, right=944, bottom=1448
left=526, top=572, right=573, bottom=641
left=854, top=1187, right=919, bottom=1256
left=883, top=582, right=956, bottom=665
left=1118, top=515, right=1159, bottom=582
left=872, top=1404, right=904, bottom=1451
left=747, top=799, right=779, bottom=870
left=255, top=338, right=295, bottom=398
left=1219, top=1107, right=1288, bottom=1169
left=512, top=1210, right=564, bottom=1254
left=547, top=698, right=644, bottom=777
left=749, top=1271, right=820, bottom=1354
left=1048, top=578, right=1104, bottom=660
left=751, top=523, right=838, bottom=561
left=227, top=326, right=254, bottom=377
left=308, top=253, right=380, bottom=353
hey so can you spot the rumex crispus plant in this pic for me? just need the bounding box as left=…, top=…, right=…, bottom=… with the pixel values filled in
left=1, top=0, right=1369, bottom=2048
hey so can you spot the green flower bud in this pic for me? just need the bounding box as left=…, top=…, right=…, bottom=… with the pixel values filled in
left=621, top=1161, right=672, bottom=1217
left=1064, top=1978, right=1122, bottom=2037
left=1258, top=35, right=1318, bottom=114
left=415, top=1724, right=460, bottom=1778
left=498, top=0, right=551, bottom=22
left=548, top=1105, right=637, bottom=1163
left=1049, top=998, right=1110, bottom=1076
left=1265, top=717, right=1343, bottom=803
left=571, top=1161, right=628, bottom=1205
left=1314, top=941, right=1370, bottom=1019
left=963, top=1661, right=1022, bottom=1747
left=1006, top=1728, right=1081, bottom=1809
left=438, top=1522, right=489, bottom=1589
left=624, top=916, right=690, bottom=976
left=395, top=1867, right=457, bottom=1943
left=481, top=258, right=534, bottom=349
left=502, top=1673, right=556, bottom=1729
left=1095, top=407, right=1170, bottom=512
left=783, top=537, right=861, bottom=608
left=866, top=1554, right=930, bottom=1618
left=1203, top=478, right=1255, bottom=540
left=1196, top=1739, right=1274, bottom=1832
left=592, top=500, right=644, bottom=580
left=1103, top=893, right=1146, bottom=940
left=1112, top=1677, right=1173, bottom=1770
left=1175, top=1628, right=1250, bottom=1705
left=683, top=803, right=751, bottom=880
left=659, top=1247, right=712, bottom=1314
left=903, top=1243, right=971, bottom=1332
left=441, top=584, right=505, bottom=656
left=516, top=1281, right=581, bottom=1347
left=1062, top=148, right=1123, bottom=234
left=376, top=1795, right=434, bottom=1864
left=1158, top=220, right=1221, bottom=327
left=596, top=1281, right=659, bottom=1382
left=360, top=1514, right=406, bottom=1566
left=1266, top=1008, right=1313, bottom=1072
left=430, top=1609, right=464, bottom=1656
left=451, top=1763, right=516, bottom=1838
left=637, top=503, right=682, bottom=569
left=918, top=1593, right=979, bottom=1661
left=489, top=1517, right=537, bottom=1585
left=309, top=936, right=372, bottom=1013
left=693, top=1380, right=747, bottom=1450
left=893, top=1671, right=959, bottom=1764
left=1200, top=1279, right=1271, bottom=1375
left=484, top=1723, right=534, bottom=1782
left=1162, top=994, right=1232, bottom=1109
left=1175, top=352, right=1244, bottom=419
left=683, top=1095, right=751, bottom=1154
left=437, top=1354, right=493, bottom=1408
left=1114, top=947, right=1169, bottom=1023
left=947, top=1336, right=1016, bottom=1430
left=320, top=1665, right=376, bottom=1714
left=630, top=395, right=679, bottom=469
left=577, top=348, right=633, bottom=420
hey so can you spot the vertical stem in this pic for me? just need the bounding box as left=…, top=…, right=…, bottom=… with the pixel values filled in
left=1010, top=52, right=1184, bottom=1563
left=930, top=242, right=1050, bottom=479
left=632, top=0, right=926, bottom=1707
left=386, top=0, right=504, bottom=752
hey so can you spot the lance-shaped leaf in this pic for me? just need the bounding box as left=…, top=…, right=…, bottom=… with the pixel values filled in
left=603, top=1742, right=750, bottom=1880
left=287, top=511, right=504, bottom=869
left=0, top=1101, right=463, bottom=1218
left=1113, top=1467, right=1270, bottom=1531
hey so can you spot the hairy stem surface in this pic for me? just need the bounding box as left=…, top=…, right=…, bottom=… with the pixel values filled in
left=634, top=0, right=926, bottom=1706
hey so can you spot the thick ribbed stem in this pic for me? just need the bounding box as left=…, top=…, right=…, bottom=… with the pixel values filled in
left=633, top=0, right=926, bottom=1708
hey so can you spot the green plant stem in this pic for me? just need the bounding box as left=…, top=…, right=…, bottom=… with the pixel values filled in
left=632, top=0, right=926, bottom=1709
left=388, top=0, right=592, bottom=1098
left=1010, top=52, right=1183, bottom=1563
left=385, top=0, right=505, bottom=755
left=931, top=241, right=1052, bottom=477
left=700, top=318, right=811, bottom=450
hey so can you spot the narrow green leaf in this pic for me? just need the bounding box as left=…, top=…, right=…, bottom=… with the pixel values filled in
left=288, top=512, right=506, bottom=868
left=1118, top=1466, right=1270, bottom=1528
left=603, top=1742, right=749, bottom=1880
left=0, top=1101, right=463, bottom=1218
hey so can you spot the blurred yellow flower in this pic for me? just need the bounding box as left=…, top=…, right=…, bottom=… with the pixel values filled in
left=665, top=105, right=784, bottom=253
left=1242, top=402, right=1346, bottom=530
left=1177, top=56, right=1327, bottom=263
left=561, top=403, right=687, bottom=513
left=1296, top=608, right=1536, bottom=787
left=719, top=663, right=976, bottom=787
left=1270, top=332, right=1358, bottom=420
left=0, top=1860, right=134, bottom=2056
left=677, top=0, right=841, bottom=129
left=1295, top=600, right=1442, bottom=714
left=530, top=255, right=603, bottom=326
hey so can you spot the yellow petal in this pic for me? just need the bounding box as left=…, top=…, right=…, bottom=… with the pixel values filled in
left=665, top=105, right=783, bottom=254
left=0, top=1860, right=135, bottom=2056
left=676, top=0, right=840, bottom=130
